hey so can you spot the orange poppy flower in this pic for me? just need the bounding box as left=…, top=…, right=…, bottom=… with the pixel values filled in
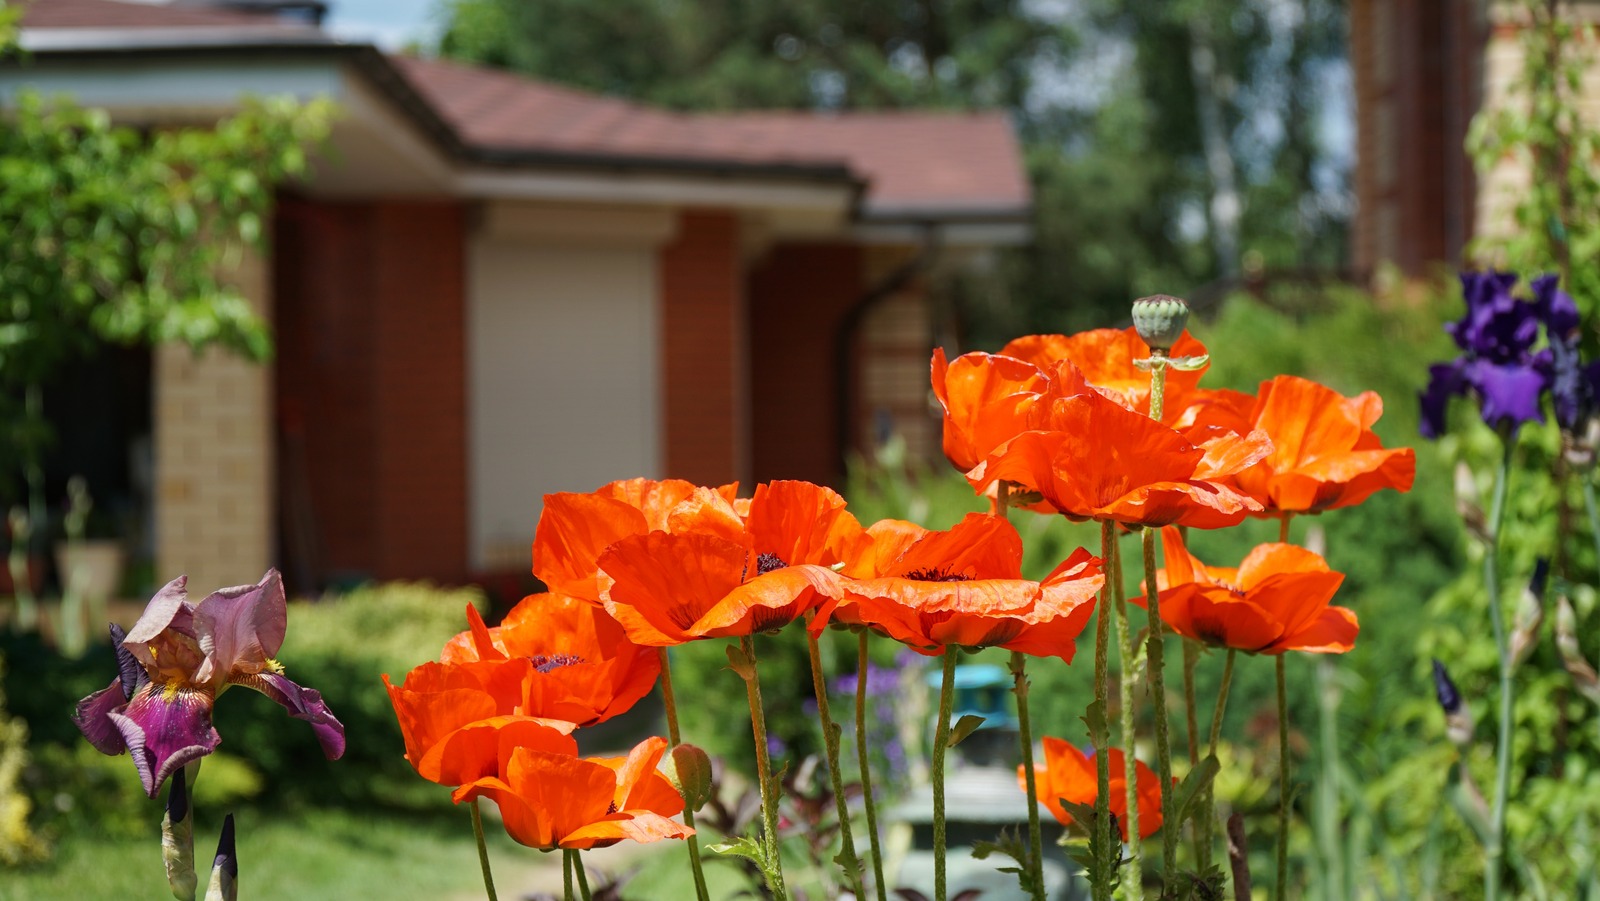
left=1134, top=528, right=1356, bottom=654
left=383, top=657, right=578, bottom=785
left=821, top=513, right=1102, bottom=662
left=439, top=593, right=660, bottom=726
left=532, top=478, right=738, bottom=603
left=969, top=387, right=1270, bottom=528
left=596, top=481, right=864, bottom=645
left=1020, top=736, right=1164, bottom=840
left=999, top=327, right=1209, bottom=419
left=1228, top=376, right=1416, bottom=514
left=930, top=348, right=1052, bottom=473
left=453, top=735, right=693, bottom=850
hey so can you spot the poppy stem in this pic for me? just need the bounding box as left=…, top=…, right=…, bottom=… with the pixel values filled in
left=1484, top=439, right=1514, bottom=901
left=1009, top=650, right=1047, bottom=901
left=1111, top=530, right=1143, bottom=896
left=1182, top=639, right=1202, bottom=868
left=470, top=798, right=498, bottom=901
left=805, top=619, right=866, bottom=901
left=657, top=648, right=711, bottom=901
left=1139, top=523, right=1177, bottom=878
left=857, top=631, right=889, bottom=901
left=1201, top=649, right=1237, bottom=876
left=740, top=635, right=790, bottom=901
left=563, top=845, right=573, bottom=901
left=1090, top=518, right=1116, bottom=901
left=1274, top=654, right=1289, bottom=901
left=933, top=646, right=958, bottom=901
left=568, top=849, right=593, bottom=901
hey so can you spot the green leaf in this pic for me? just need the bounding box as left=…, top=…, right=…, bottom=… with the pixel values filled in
left=947, top=714, right=986, bottom=748
left=724, top=644, right=756, bottom=680
left=1172, top=754, right=1220, bottom=828
left=1080, top=700, right=1108, bottom=743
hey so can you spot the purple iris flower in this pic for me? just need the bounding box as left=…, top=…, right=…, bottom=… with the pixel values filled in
left=72, top=570, right=345, bottom=797
left=1421, top=271, right=1581, bottom=438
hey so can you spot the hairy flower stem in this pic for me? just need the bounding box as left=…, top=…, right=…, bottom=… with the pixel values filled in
left=1142, top=352, right=1178, bottom=879
left=1182, top=639, right=1202, bottom=867
left=1275, top=655, right=1289, bottom=900
left=1316, top=658, right=1345, bottom=899
left=563, top=846, right=573, bottom=901
left=1111, top=532, right=1143, bottom=896
left=470, top=799, right=499, bottom=901
left=1140, top=525, right=1177, bottom=878
left=657, top=648, right=711, bottom=901
left=569, top=850, right=593, bottom=901
left=1091, top=519, right=1117, bottom=901
left=740, top=635, right=790, bottom=901
left=1201, top=649, right=1237, bottom=876
left=1010, top=650, right=1047, bottom=901
left=806, top=623, right=867, bottom=901
left=857, top=632, right=889, bottom=901
left=933, top=647, right=958, bottom=901
left=1485, top=441, right=1514, bottom=901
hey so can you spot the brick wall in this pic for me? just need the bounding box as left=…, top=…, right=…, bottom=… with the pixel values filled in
left=154, top=245, right=273, bottom=597
left=660, top=211, right=745, bottom=486
left=857, top=246, right=935, bottom=465
left=274, top=197, right=468, bottom=590
left=747, top=242, right=864, bottom=487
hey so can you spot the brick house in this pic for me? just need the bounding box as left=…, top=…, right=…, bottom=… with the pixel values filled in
left=4, top=0, right=1031, bottom=596
left=1349, top=1, right=1600, bottom=278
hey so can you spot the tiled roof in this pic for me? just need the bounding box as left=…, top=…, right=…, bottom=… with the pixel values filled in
left=17, top=2, right=1030, bottom=216
left=394, top=56, right=1029, bottom=216
left=20, top=0, right=297, bottom=30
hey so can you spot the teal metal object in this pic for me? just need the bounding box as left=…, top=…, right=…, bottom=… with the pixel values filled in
left=925, top=663, right=1020, bottom=731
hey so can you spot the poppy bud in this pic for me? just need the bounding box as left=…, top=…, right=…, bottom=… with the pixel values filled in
left=1131, top=294, right=1190, bottom=353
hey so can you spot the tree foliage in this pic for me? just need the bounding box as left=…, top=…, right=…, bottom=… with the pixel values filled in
left=0, top=91, right=334, bottom=503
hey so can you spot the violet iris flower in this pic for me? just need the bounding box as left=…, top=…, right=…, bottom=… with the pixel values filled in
left=1420, top=271, right=1581, bottom=438
left=73, top=570, right=345, bottom=797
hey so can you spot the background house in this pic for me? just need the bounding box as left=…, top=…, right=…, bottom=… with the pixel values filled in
left=5, top=0, right=1031, bottom=597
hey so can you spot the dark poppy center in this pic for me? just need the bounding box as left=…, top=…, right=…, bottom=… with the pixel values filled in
left=756, top=553, right=788, bottom=575
left=529, top=653, right=585, bottom=673
left=904, top=566, right=971, bottom=583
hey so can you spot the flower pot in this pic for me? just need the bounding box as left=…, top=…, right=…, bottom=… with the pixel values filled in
left=55, top=539, right=127, bottom=602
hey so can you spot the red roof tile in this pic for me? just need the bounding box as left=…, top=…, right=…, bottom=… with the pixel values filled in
left=20, top=0, right=294, bottom=30
left=392, top=56, right=1029, bottom=216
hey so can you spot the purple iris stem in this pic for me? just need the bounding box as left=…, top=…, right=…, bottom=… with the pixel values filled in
left=204, top=813, right=237, bottom=901
left=656, top=648, right=710, bottom=901
left=162, top=767, right=197, bottom=901
left=470, top=798, right=499, bottom=901
left=1483, top=439, right=1515, bottom=901
left=1090, top=519, right=1116, bottom=901
left=803, top=616, right=866, bottom=901
left=857, top=631, right=889, bottom=901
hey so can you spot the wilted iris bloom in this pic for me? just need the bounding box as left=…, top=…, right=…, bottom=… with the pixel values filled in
left=73, top=570, right=345, bottom=797
left=1421, top=271, right=1588, bottom=438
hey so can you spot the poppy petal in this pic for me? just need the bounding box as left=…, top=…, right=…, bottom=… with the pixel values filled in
left=1270, top=605, right=1359, bottom=654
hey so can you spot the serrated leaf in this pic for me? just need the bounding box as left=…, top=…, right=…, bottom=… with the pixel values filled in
left=665, top=744, right=714, bottom=812
left=947, top=714, right=986, bottom=748
left=707, top=836, right=768, bottom=864
left=1172, top=754, right=1221, bottom=827
left=725, top=644, right=756, bottom=680
left=1168, top=353, right=1210, bottom=371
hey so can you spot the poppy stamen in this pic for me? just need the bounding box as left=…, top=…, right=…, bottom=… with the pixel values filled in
left=756, top=553, right=788, bottom=575
left=904, top=566, right=971, bottom=583
left=529, top=653, right=585, bottom=673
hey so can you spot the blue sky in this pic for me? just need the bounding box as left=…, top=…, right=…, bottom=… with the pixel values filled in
left=324, top=0, right=441, bottom=50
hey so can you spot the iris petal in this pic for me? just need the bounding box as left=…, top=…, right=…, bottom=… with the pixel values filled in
left=72, top=679, right=131, bottom=755
left=235, top=672, right=346, bottom=760
left=109, top=683, right=220, bottom=798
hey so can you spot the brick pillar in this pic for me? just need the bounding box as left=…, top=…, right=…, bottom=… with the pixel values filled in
left=857, top=246, right=935, bottom=465
left=154, top=246, right=273, bottom=596
left=660, top=211, right=745, bottom=486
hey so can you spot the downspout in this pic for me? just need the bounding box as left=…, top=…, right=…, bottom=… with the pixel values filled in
left=832, top=222, right=942, bottom=478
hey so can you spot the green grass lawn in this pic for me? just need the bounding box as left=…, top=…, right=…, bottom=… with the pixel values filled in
left=2, top=806, right=553, bottom=900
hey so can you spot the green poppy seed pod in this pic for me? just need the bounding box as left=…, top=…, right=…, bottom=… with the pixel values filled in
left=1131, top=294, right=1191, bottom=353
